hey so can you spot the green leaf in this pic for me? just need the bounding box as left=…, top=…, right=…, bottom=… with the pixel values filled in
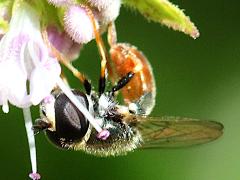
left=122, top=0, right=200, bottom=39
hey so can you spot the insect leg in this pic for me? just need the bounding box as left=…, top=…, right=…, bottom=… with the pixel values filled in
left=111, top=72, right=135, bottom=94
left=107, top=21, right=117, bottom=47
left=32, top=119, right=51, bottom=135
left=85, top=7, right=109, bottom=96
left=60, top=71, right=69, bottom=85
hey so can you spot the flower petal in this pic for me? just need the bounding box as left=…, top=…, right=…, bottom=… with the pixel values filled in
left=29, top=58, right=60, bottom=105
left=29, top=67, right=52, bottom=105
left=0, top=2, right=62, bottom=109
left=0, top=59, right=29, bottom=107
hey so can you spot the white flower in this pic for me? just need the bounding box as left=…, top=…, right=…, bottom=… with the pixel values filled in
left=0, top=2, right=10, bottom=37
left=0, top=3, right=61, bottom=113
left=0, top=2, right=111, bottom=180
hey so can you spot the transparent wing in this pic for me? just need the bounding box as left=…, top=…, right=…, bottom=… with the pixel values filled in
left=137, top=116, right=223, bottom=148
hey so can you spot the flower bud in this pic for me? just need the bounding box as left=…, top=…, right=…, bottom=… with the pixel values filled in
left=47, top=0, right=73, bottom=7
left=64, top=5, right=97, bottom=44
left=47, top=25, right=82, bottom=61
left=88, top=0, right=115, bottom=10
left=94, top=0, right=121, bottom=24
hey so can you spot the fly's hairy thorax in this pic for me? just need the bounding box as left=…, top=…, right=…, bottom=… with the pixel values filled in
left=69, top=94, right=143, bottom=156
left=85, top=121, right=142, bottom=156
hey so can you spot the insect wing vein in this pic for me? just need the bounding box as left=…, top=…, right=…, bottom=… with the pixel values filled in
left=137, top=116, right=223, bottom=148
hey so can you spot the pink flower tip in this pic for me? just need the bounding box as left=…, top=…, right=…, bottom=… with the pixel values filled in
left=29, top=172, right=41, bottom=180
left=97, top=129, right=110, bottom=140
left=191, top=29, right=200, bottom=39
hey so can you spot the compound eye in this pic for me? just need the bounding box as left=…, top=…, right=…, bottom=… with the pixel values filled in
left=46, top=90, right=90, bottom=148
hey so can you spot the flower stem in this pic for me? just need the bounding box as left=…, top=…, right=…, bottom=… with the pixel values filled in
left=23, top=107, right=40, bottom=179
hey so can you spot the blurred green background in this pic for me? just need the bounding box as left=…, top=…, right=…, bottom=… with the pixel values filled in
left=0, top=0, right=239, bottom=179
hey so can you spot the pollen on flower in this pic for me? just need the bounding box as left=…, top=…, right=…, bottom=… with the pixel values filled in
left=64, top=6, right=96, bottom=44
left=97, top=129, right=110, bottom=140
left=29, top=172, right=41, bottom=180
